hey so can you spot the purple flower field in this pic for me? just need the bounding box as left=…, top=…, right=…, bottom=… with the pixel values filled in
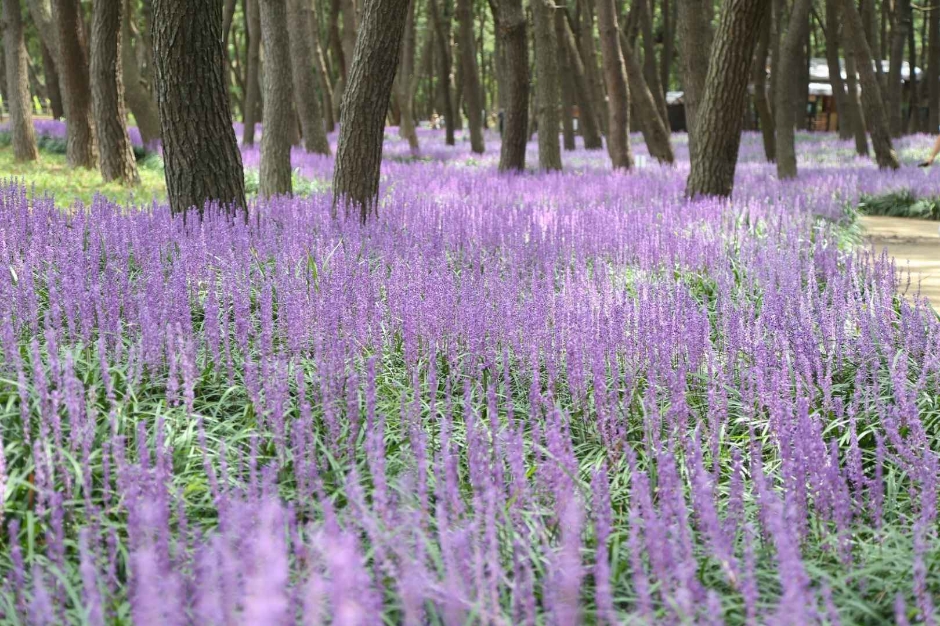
left=0, top=126, right=939, bottom=624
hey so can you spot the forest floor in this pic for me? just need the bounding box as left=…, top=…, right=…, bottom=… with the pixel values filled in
left=862, top=215, right=940, bottom=307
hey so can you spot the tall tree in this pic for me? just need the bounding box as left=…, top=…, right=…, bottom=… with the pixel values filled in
left=152, top=0, right=247, bottom=217
left=532, top=0, right=562, bottom=170
left=620, top=30, right=674, bottom=163
left=596, top=0, right=632, bottom=168
left=497, top=0, right=529, bottom=171
left=457, top=0, right=485, bottom=152
left=887, top=0, right=911, bottom=136
left=39, top=43, right=63, bottom=119
left=685, top=0, right=767, bottom=198
left=122, top=0, right=161, bottom=146
left=752, top=6, right=775, bottom=162
left=2, top=0, right=39, bottom=161
left=638, top=0, right=668, bottom=126
left=396, top=0, right=421, bottom=153
left=775, top=0, right=812, bottom=179
left=91, top=0, right=140, bottom=184
left=259, top=0, right=294, bottom=196
left=288, top=0, right=331, bottom=155
left=929, top=1, right=939, bottom=132
left=840, top=0, right=898, bottom=169
left=332, top=0, right=411, bottom=220
left=53, top=0, right=98, bottom=168
left=555, top=10, right=576, bottom=151
left=578, top=0, right=607, bottom=135
left=307, top=9, right=335, bottom=133
left=559, top=15, right=603, bottom=149
left=843, top=47, right=870, bottom=154
left=676, top=0, right=712, bottom=155
left=243, top=0, right=262, bottom=145
left=429, top=0, right=456, bottom=145
left=823, top=0, right=855, bottom=141
left=661, top=0, right=674, bottom=93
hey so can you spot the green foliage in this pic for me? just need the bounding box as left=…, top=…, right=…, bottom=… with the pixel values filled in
left=858, top=190, right=940, bottom=221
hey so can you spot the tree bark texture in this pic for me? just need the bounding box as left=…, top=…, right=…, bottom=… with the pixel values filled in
left=429, top=0, right=456, bottom=145
left=40, top=43, right=63, bottom=118
left=532, top=0, right=562, bottom=170
left=497, top=0, right=528, bottom=171
left=843, top=47, right=870, bottom=154
left=619, top=30, right=674, bottom=163
left=929, top=0, right=939, bottom=131
left=341, top=0, right=358, bottom=78
left=555, top=10, right=576, bottom=150
left=559, top=15, right=602, bottom=149
left=458, top=0, right=485, bottom=152
left=774, top=0, right=812, bottom=180
left=840, top=0, right=898, bottom=169
left=823, top=0, right=854, bottom=141
left=578, top=0, right=607, bottom=135
left=397, top=0, right=421, bottom=153
left=121, top=0, right=161, bottom=146
left=677, top=0, right=712, bottom=152
left=752, top=6, right=775, bottom=162
left=288, top=0, right=331, bottom=155
left=331, top=0, right=411, bottom=221
left=152, top=0, right=247, bottom=217
left=596, top=0, right=632, bottom=169
left=685, top=0, right=767, bottom=198
left=243, top=0, right=262, bottom=145
left=2, top=0, right=39, bottom=161
left=53, top=0, right=98, bottom=168
left=91, top=0, right=140, bottom=184
left=887, top=0, right=910, bottom=136
left=259, top=0, right=295, bottom=196
left=306, top=5, right=335, bottom=132
left=661, top=0, right=674, bottom=92
left=638, top=0, right=668, bottom=127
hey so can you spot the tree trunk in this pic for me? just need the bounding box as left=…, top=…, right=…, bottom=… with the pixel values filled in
left=40, top=43, right=63, bottom=118
left=840, top=0, right=898, bottom=169
left=332, top=0, right=410, bottom=220
left=595, top=0, right=632, bottom=169
left=843, top=48, right=870, bottom=154
left=329, top=0, right=347, bottom=116
left=532, top=0, right=562, bottom=170
left=906, top=1, right=918, bottom=133
left=620, top=30, right=674, bottom=163
left=287, top=0, right=330, bottom=155
left=638, top=0, right=668, bottom=127
left=341, top=0, right=358, bottom=77
left=122, top=0, right=161, bottom=146
left=397, top=0, right=420, bottom=153
left=259, top=0, right=294, bottom=196
left=559, top=14, right=603, bottom=149
left=53, top=0, right=98, bottom=168
left=887, top=0, right=911, bottom=136
left=824, top=0, right=853, bottom=141
left=861, top=0, right=883, bottom=86
left=308, top=6, right=335, bottom=133
left=458, top=0, right=485, bottom=152
left=497, top=0, right=528, bottom=171
left=677, top=0, right=712, bottom=152
left=91, top=0, right=140, bottom=184
left=775, top=0, right=812, bottom=180
left=243, top=0, right=262, bottom=145
left=555, top=10, right=576, bottom=150
left=929, top=0, right=939, bottom=132
left=2, top=0, right=39, bottom=161
left=685, top=0, right=767, bottom=198
left=752, top=6, right=775, bottom=161
left=661, top=0, right=674, bottom=92
left=429, top=0, right=456, bottom=145
left=152, top=0, right=247, bottom=217
left=578, top=0, right=607, bottom=135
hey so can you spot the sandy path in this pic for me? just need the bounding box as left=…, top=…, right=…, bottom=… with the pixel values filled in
left=861, top=215, right=940, bottom=308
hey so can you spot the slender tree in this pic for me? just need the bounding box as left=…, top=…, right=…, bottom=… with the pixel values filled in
left=677, top=0, right=712, bottom=153
left=555, top=10, right=576, bottom=150
left=497, top=0, right=528, bottom=171
left=457, top=0, right=485, bottom=152
left=686, top=0, right=768, bottom=198
left=775, top=0, right=812, bottom=179
left=287, top=0, right=330, bottom=155
left=259, top=0, right=294, bottom=196
left=595, top=0, right=632, bottom=168
left=307, top=10, right=335, bottom=133
left=332, top=0, right=411, bottom=220
left=823, top=0, right=855, bottom=141
left=397, top=0, right=421, bottom=153
left=152, top=0, right=247, bottom=217
left=40, top=43, right=63, bottom=118
left=53, top=0, right=98, bottom=168
left=843, top=47, right=870, bottom=154
left=638, top=0, right=668, bottom=127
left=532, top=0, right=562, bottom=170
left=429, top=0, right=456, bottom=145
left=752, top=6, right=775, bottom=162
left=559, top=15, right=603, bottom=149
left=887, top=0, right=911, bottom=135
left=122, top=0, right=161, bottom=146
left=929, top=0, right=939, bottom=131
left=840, top=0, right=898, bottom=169
left=619, top=30, right=674, bottom=163
left=578, top=0, right=606, bottom=135
left=243, top=0, right=262, bottom=145
left=2, top=0, right=39, bottom=161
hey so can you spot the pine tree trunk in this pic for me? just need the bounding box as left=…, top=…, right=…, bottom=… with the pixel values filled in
left=458, top=0, right=485, bottom=152
left=121, top=0, right=161, bottom=147
left=775, top=0, right=812, bottom=180
left=555, top=10, right=576, bottom=151
left=40, top=43, right=63, bottom=119
left=887, top=0, right=910, bottom=136
left=840, top=0, right=898, bottom=169
left=243, top=0, right=262, bottom=145
left=595, top=0, right=632, bottom=169
left=429, top=0, right=456, bottom=144
left=639, top=0, right=668, bottom=127
left=619, top=30, right=674, bottom=163
left=823, top=0, right=853, bottom=141
left=558, top=15, right=602, bottom=149
left=288, top=0, right=330, bottom=155
left=2, top=0, right=39, bottom=161
left=579, top=0, right=607, bottom=135
left=307, top=6, right=335, bottom=133
left=677, top=0, right=712, bottom=152
left=661, top=0, right=674, bottom=92
left=685, top=0, right=767, bottom=198
left=532, top=0, right=562, bottom=170
left=259, top=0, right=294, bottom=196
left=152, top=0, right=247, bottom=217
left=752, top=7, right=775, bottom=162
left=497, top=0, right=528, bottom=171
left=329, top=0, right=347, bottom=115
left=843, top=49, right=870, bottom=154
left=341, top=0, right=358, bottom=77
left=91, top=0, right=140, bottom=184
left=53, top=0, right=98, bottom=168
left=332, top=0, right=411, bottom=220
left=397, top=0, right=420, bottom=153
left=929, top=0, right=939, bottom=131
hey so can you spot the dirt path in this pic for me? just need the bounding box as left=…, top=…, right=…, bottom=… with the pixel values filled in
left=861, top=215, right=940, bottom=308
